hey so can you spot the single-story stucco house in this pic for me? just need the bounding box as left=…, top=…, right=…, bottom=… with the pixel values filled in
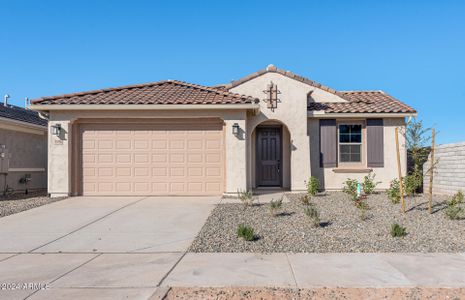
left=1, top=97, right=48, bottom=194
left=30, top=65, right=416, bottom=197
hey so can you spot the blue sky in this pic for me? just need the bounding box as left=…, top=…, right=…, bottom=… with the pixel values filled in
left=1, top=0, right=464, bottom=144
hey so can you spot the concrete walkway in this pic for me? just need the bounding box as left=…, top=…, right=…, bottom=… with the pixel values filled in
left=162, top=252, right=465, bottom=289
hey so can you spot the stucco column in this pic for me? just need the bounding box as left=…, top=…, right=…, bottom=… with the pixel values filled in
left=290, top=127, right=312, bottom=191
left=48, top=120, right=73, bottom=197
left=224, top=112, right=247, bottom=194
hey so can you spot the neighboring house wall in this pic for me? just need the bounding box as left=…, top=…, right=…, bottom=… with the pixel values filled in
left=308, top=117, right=407, bottom=190
left=0, top=125, right=47, bottom=193
left=423, top=142, right=465, bottom=195
left=47, top=109, right=247, bottom=197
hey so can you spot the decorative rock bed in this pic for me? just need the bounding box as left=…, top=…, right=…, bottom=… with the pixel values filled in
left=0, top=191, right=67, bottom=218
left=189, top=192, right=464, bottom=253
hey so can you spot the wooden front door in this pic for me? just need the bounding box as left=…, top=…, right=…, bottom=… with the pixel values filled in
left=256, top=127, right=282, bottom=187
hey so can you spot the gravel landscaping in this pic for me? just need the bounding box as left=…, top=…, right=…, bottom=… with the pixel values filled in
left=166, top=287, right=465, bottom=300
left=189, top=192, right=464, bottom=253
left=0, top=191, right=67, bottom=218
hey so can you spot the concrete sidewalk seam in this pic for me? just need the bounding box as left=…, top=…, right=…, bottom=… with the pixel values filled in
left=156, top=251, right=188, bottom=287
left=28, top=196, right=149, bottom=253
left=0, top=253, right=18, bottom=263
left=285, top=253, right=299, bottom=288
left=24, top=254, right=101, bottom=300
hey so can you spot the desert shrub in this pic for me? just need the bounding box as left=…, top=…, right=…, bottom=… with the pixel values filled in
left=343, top=178, right=359, bottom=200
left=269, top=197, right=283, bottom=216
left=387, top=179, right=401, bottom=204
left=304, top=204, right=320, bottom=228
left=306, top=176, right=320, bottom=196
left=390, top=223, right=407, bottom=237
left=355, top=199, right=369, bottom=210
left=362, top=172, right=381, bottom=195
left=299, top=194, right=310, bottom=205
left=237, top=190, right=255, bottom=207
left=402, top=175, right=421, bottom=197
left=403, top=174, right=421, bottom=197
left=449, top=190, right=464, bottom=207
left=445, top=206, right=464, bottom=220
left=360, top=205, right=369, bottom=221
left=237, top=224, right=256, bottom=241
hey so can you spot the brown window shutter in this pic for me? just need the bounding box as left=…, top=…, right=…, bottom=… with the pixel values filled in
left=367, top=119, right=384, bottom=167
left=319, top=119, right=337, bottom=168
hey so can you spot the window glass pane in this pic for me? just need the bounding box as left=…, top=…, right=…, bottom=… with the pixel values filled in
left=339, top=124, right=362, bottom=143
left=339, top=133, right=350, bottom=143
left=339, top=145, right=361, bottom=162
left=350, top=144, right=361, bottom=154
left=340, top=153, right=351, bottom=162
left=350, top=133, right=362, bottom=143
left=340, top=144, right=350, bottom=154
left=351, top=153, right=361, bottom=162
left=339, top=125, right=350, bottom=134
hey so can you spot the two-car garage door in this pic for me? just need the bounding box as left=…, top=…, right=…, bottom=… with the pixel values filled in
left=80, top=120, right=225, bottom=196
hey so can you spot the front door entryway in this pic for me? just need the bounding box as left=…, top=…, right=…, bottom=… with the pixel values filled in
left=256, top=126, right=282, bottom=187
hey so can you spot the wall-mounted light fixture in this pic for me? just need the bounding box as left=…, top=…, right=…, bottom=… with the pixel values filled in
left=51, top=124, right=62, bottom=136
left=232, top=123, right=240, bottom=135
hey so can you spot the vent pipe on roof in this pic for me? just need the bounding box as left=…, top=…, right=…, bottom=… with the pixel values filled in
left=3, top=94, right=9, bottom=107
left=25, top=97, right=29, bottom=108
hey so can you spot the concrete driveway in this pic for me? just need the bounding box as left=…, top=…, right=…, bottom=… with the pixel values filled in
left=0, top=196, right=218, bottom=300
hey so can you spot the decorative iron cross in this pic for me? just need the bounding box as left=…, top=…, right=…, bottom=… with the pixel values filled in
left=262, top=81, right=280, bottom=111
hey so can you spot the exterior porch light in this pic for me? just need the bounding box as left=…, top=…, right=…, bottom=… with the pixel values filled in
left=232, top=123, right=240, bottom=135
left=51, top=124, right=62, bottom=136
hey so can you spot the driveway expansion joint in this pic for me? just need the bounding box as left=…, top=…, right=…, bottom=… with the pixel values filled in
left=28, top=196, right=149, bottom=253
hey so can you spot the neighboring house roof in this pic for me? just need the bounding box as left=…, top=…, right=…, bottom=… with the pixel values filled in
left=308, top=91, right=417, bottom=114
left=0, top=104, right=47, bottom=127
left=32, top=80, right=257, bottom=105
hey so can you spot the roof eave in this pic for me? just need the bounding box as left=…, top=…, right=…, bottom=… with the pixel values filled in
left=29, top=103, right=260, bottom=111
left=308, top=111, right=418, bottom=118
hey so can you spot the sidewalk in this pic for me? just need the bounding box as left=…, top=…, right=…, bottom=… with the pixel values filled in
left=162, top=252, right=465, bottom=288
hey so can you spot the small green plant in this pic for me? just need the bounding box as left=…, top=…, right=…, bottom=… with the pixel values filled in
left=237, top=224, right=256, bottom=241
left=299, top=194, right=310, bottom=205
left=403, top=174, right=421, bottom=197
left=306, top=176, right=320, bottom=196
left=269, top=197, right=283, bottom=216
left=304, top=204, right=320, bottom=228
left=360, top=205, right=369, bottom=221
left=448, top=190, right=464, bottom=207
left=387, top=179, right=401, bottom=204
left=445, top=205, right=464, bottom=220
left=237, top=190, right=255, bottom=207
left=390, top=223, right=407, bottom=237
left=343, top=178, right=359, bottom=201
left=362, top=172, right=381, bottom=195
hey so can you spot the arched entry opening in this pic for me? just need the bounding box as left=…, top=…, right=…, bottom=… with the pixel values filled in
left=250, top=120, right=291, bottom=189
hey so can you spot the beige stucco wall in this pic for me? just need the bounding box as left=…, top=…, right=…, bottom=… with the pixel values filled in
left=0, top=125, right=47, bottom=193
left=47, top=109, right=247, bottom=197
left=308, top=117, right=407, bottom=190
left=231, top=72, right=348, bottom=191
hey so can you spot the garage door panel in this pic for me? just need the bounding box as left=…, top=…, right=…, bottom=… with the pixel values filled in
left=81, top=121, right=224, bottom=196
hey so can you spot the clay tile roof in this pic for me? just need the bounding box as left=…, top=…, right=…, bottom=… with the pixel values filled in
left=0, top=104, right=47, bottom=126
left=225, top=64, right=350, bottom=100
left=32, top=80, right=258, bottom=106
left=308, top=91, right=417, bottom=114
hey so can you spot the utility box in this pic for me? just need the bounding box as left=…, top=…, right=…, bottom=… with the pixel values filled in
left=0, top=145, right=10, bottom=174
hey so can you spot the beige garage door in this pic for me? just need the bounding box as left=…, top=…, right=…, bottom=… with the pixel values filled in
left=80, top=120, right=225, bottom=196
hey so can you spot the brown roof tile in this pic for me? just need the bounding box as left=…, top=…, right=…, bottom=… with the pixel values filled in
left=308, top=91, right=416, bottom=114
left=225, top=64, right=350, bottom=100
left=32, top=80, right=258, bottom=105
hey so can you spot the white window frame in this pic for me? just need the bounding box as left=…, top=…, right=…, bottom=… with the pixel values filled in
left=338, top=122, right=364, bottom=165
